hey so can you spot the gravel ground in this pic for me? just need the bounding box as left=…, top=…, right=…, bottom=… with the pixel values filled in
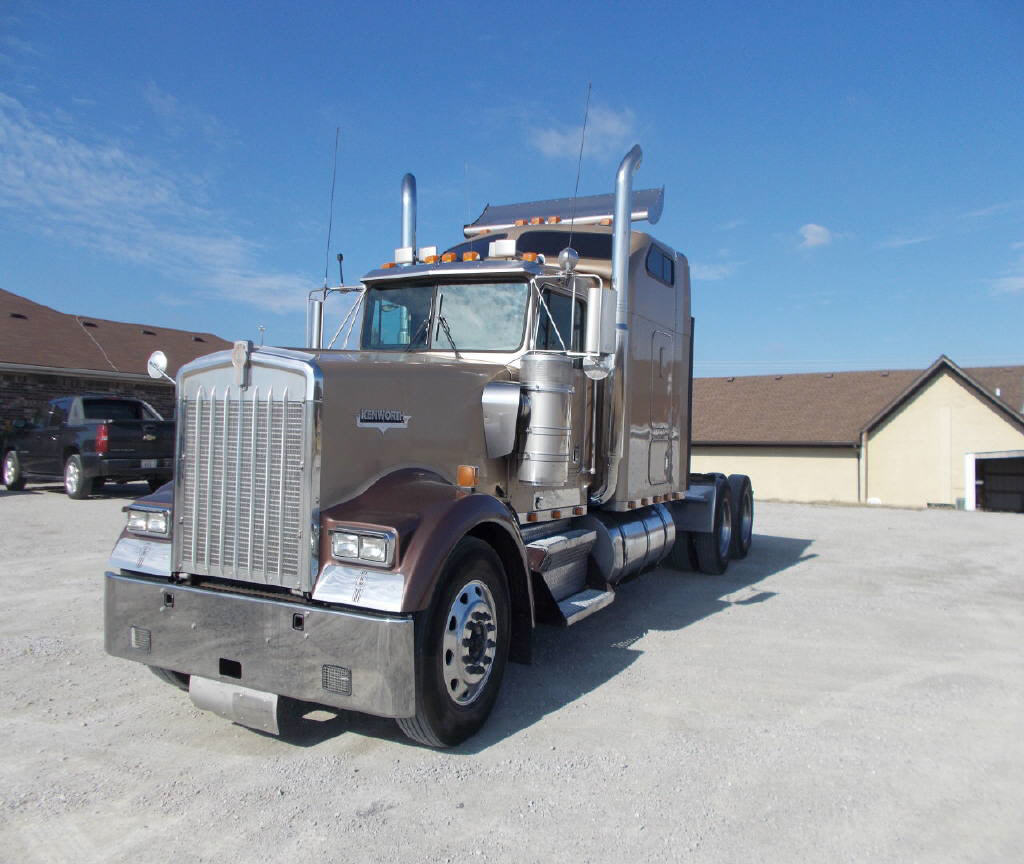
left=0, top=483, right=1021, bottom=863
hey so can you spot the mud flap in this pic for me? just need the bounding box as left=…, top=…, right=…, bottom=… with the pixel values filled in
left=189, top=676, right=281, bottom=735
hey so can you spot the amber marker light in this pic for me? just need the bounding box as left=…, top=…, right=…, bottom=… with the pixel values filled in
left=526, top=512, right=538, bottom=523
left=423, top=255, right=439, bottom=264
left=462, top=251, right=480, bottom=261
left=456, top=464, right=478, bottom=489
left=441, top=252, right=457, bottom=263
left=599, top=217, right=612, bottom=226
left=514, top=219, right=527, bottom=226
left=381, top=262, right=397, bottom=269
left=529, top=216, right=544, bottom=225
left=521, top=252, right=538, bottom=262
left=546, top=216, right=561, bottom=224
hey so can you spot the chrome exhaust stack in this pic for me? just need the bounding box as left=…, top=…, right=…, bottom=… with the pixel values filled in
left=590, top=145, right=642, bottom=506
left=400, top=173, right=417, bottom=262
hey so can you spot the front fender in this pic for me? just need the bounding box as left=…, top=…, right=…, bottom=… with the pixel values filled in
left=315, top=469, right=528, bottom=616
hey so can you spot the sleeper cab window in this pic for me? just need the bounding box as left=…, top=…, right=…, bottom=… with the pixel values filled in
left=645, top=245, right=675, bottom=287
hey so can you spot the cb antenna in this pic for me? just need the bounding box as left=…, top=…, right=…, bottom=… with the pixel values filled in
left=567, top=82, right=592, bottom=254
left=323, top=127, right=340, bottom=290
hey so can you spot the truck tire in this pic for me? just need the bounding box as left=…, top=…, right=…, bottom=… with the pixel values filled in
left=2, top=450, right=26, bottom=491
left=397, top=537, right=510, bottom=748
left=149, top=666, right=190, bottom=691
left=727, top=474, right=754, bottom=559
left=64, top=454, right=93, bottom=499
left=693, top=477, right=732, bottom=575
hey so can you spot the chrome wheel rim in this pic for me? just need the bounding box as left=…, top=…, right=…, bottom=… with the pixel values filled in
left=718, top=498, right=733, bottom=560
left=65, top=460, right=79, bottom=495
left=441, top=579, right=498, bottom=706
left=2, top=454, right=14, bottom=485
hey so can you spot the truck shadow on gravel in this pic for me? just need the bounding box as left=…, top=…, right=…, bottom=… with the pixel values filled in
left=271, top=533, right=815, bottom=750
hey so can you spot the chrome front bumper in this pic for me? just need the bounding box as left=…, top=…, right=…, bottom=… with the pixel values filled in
left=104, top=572, right=415, bottom=718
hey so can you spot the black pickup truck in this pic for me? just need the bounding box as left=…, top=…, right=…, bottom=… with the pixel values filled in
left=1, top=395, right=174, bottom=498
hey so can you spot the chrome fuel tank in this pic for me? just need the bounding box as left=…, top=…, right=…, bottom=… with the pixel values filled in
left=518, top=352, right=574, bottom=487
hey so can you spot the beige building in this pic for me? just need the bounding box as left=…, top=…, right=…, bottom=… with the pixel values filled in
left=690, top=356, right=1024, bottom=511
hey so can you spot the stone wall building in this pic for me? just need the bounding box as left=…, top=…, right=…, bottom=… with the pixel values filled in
left=0, top=288, right=230, bottom=426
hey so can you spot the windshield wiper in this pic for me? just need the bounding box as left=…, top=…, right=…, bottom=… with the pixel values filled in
left=404, top=317, right=430, bottom=352
left=436, top=314, right=462, bottom=359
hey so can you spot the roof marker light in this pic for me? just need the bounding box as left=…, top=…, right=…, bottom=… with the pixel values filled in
left=381, top=262, right=397, bottom=269
left=514, top=219, right=527, bottom=226
left=599, top=217, right=612, bottom=226
left=521, top=252, right=538, bottom=262
left=546, top=216, right=561, bottom=224
left=441, top=252, right=457, bottom=263
left=462, top=251, right=480, bottom=262
left=529, top=216, right=544, bottom=225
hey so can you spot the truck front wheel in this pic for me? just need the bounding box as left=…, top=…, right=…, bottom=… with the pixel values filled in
left=397, top=537, right=510, bottom=748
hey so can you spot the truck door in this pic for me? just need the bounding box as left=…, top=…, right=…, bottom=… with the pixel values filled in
left=649, top=330, right=674, bottom=485
left=36, top=399, right=69, bottom=476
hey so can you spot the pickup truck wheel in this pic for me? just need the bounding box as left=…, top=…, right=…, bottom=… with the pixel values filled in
left=64, top=454, right=93, bottom=499
left=397, top=538, right=510, bottom=748
left=694, top=477, right=732, bottom=575
left=149, top=666, right=190, bottom=691
left=2, top=451, right=26, bottom=491
left=727, top=474, right=754, bottom=559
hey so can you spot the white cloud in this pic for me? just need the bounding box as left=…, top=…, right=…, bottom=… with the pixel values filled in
left=876, top=235, right=933, bottom=249
left=989, top=252, right=1024, bottom=295
left=529, top=104, right=636, bottom=160
left=961, top=200, right=1023, bottom=219
left=0, top=91, right=310, bottom=313
left=691, top=262, right=739, bottom=281
left=717, top=218, right=745, bottom=231
left=798, top=223, right=832, bottom=248
left=992, top=276, right=1024, bottom=294
left=142, top=81, right=229, bottom=145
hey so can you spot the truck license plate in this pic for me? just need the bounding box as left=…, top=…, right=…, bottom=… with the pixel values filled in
left=141, top=459, right=158, bottom=469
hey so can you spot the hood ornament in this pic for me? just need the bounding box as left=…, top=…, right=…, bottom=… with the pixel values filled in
left=231, top=340, right=253, bottom=390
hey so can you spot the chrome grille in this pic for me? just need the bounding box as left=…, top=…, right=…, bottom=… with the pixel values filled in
left=178, top=387, right=306, bottom=587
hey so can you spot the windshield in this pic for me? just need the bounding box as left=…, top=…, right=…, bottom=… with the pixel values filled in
left=360, top=281, right=530, bottom=352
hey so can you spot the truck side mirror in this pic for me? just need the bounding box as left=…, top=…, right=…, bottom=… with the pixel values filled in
left=147, top=350, right=175, bottom=385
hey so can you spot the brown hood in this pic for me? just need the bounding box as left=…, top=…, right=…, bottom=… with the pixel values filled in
left=315, top=351, right=512, bottom=508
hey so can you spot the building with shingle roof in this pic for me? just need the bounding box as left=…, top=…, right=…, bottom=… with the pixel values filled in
left=0, top=288, right=230, bottom=426
left=691, top=356, right=1024, bottom=510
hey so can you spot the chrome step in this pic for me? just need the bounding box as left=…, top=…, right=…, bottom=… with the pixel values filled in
left=557, top=587, right=615, bottom=626
left=525, top=528, right=597, bottom=602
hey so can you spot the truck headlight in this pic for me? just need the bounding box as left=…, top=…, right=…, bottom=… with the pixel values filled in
left=126, top=507, right=170, bottom=537
left=330, top=528, right=395, bottom=567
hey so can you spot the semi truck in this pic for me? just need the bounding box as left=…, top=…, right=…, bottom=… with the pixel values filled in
left=104, top=145, right=754, bottom=747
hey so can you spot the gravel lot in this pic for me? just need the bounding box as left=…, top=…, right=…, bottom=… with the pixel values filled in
left=0, top=484, right=1021, bottom=863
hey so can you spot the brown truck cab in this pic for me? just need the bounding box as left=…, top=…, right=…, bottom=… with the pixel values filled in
left=104, top=146, right=754, bottom=746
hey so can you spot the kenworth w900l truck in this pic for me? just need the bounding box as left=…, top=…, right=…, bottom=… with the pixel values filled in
left=104, top=146, right=753, bottom=747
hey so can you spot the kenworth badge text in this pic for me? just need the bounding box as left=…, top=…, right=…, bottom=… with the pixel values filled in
left=104, top=146, right=755, bottom=747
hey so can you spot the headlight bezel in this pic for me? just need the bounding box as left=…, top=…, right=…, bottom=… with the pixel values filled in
left=125, top=505, right=171, bottom=538
left=329, top=526, right=396, bottom=568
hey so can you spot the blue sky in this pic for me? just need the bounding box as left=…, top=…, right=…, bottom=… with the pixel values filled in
left=1, top=0, right=1022, bottom=376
